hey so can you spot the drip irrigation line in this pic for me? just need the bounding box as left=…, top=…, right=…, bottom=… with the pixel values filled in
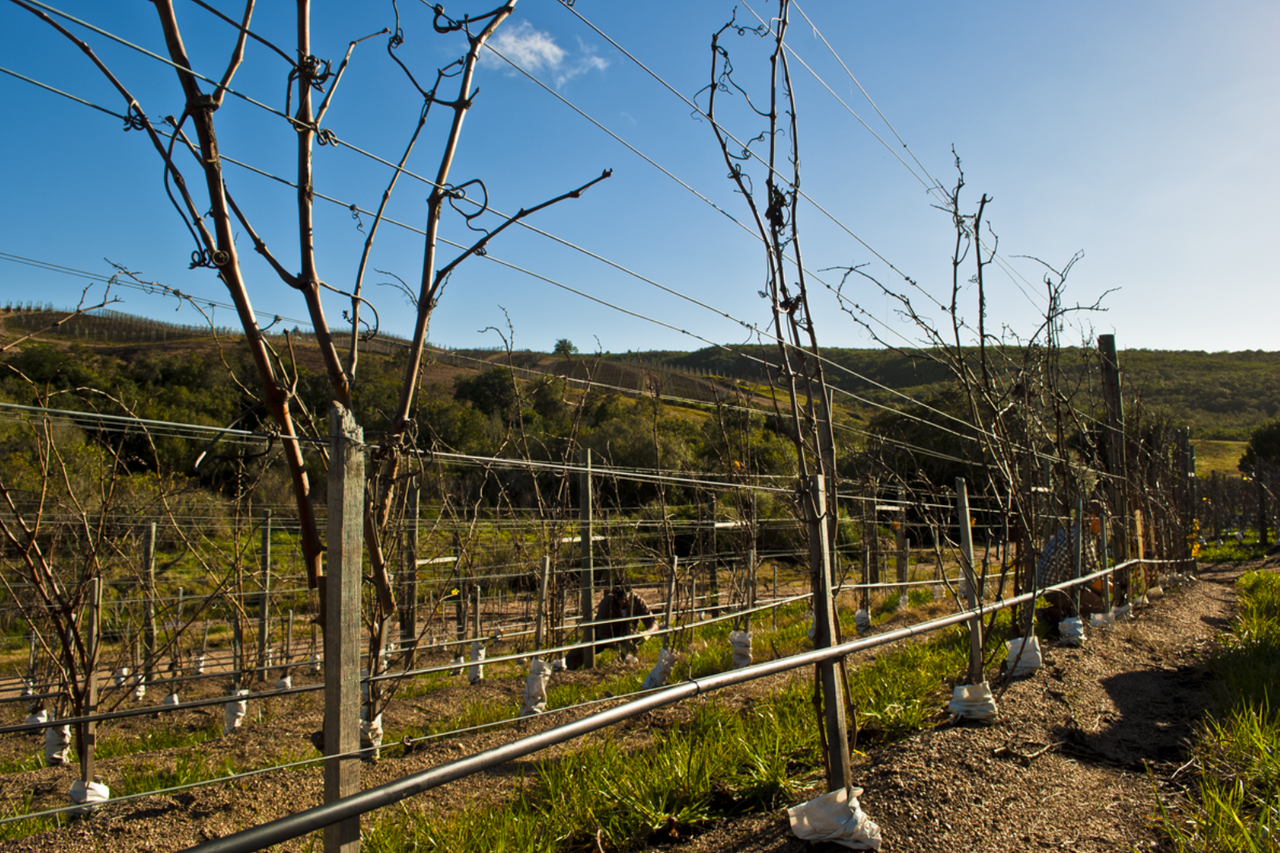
left=0, top=743, right=359, bottom=829
left=182, top=560, right=1141, bottom=853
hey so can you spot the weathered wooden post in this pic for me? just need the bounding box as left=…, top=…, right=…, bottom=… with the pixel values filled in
left=453, top=534, right=466, bottom=643
left=400, top=482, right=420, bottom=667
left=1072, top=496, right=1084, bottom=613
left=534, top=556, right=551, bottom=654
left=662, top=555, right=679, bottom=645
left=1098, top=334, right=1130, bottom=594
left=707, top=494, right=720, bottom=617
left=78, top=577, right=100, bottom=789
left=325, top=403, right=363, bottom=853
left=257, top=510, right=272, bottom=681
left=896, top=487, right=909, bottom=610
left=956, top=478, right=983, bottom=685
left=579, top=447, right=595, bottom=670
left=143, top=522, right=156, bottom=685
left=807, top=474, right=851, bottom=792
left=745, top=492, right=758, bottom=631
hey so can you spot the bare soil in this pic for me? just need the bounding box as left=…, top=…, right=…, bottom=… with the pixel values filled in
left=0, top=559, right=1261, bottom=853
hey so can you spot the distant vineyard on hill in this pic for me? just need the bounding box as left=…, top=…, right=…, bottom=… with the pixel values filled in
left=4, top=305, right=1276, bottom=439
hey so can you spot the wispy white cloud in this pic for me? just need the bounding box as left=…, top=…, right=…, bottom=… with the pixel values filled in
left=480, top=21, right=608, bottom=88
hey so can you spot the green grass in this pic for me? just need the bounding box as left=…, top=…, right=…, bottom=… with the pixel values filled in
left=0, top=792, right=66, bottom=842
left=95, top=716, right=224, bottom=759
left=1199, top=529, right=1272, bottom=563
left=365, top=686, right=821, bottom=853
left=365, top=605, right=976, bottom=853
left=1158, top=570, right=1280, bottom=852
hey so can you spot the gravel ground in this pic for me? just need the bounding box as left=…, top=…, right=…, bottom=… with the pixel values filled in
left=0, top=559, right=1259, bottom=852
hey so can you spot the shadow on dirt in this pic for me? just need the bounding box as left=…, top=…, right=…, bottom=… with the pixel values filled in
left=1052, top=656, right=1210, bottom=771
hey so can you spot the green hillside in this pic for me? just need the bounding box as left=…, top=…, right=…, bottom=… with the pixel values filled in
left=643, top=345, right=1280, bottom=442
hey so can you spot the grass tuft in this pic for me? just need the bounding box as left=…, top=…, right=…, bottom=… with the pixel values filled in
left=1157, top=570, right=1280, bottom=852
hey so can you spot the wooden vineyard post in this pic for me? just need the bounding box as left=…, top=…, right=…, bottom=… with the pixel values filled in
left=662, top=555, right=679, bottom=645
left=955, top=478, right=983, bottom=685
left=258, top=510, right=272, bottom=681
left=1098, top=334, right=1131, bottom=596
left=579, top=447, right=595, bottom=670
left=453, top=534, right=466, bottom=643
left=1072, top=497, right=1084, bottom=613
left=324, top=404, right=363, bottom=853
left=772, top=563, right=778, bottom=632
left=896, top=487, right=909, bottom=610
left=143, top=522, right=156, bottom=686
left=744, top=493, right=758, bottom=631
left=400, top=482, right=420, bottom=667
left=1257, top=465, right=1269, bottom=550
left=1100, top=506, right=1112, bottom=613
left=860, top=483, right=872, bottom=613
left=78, top=577, right=100, bottom=789
left=534, top=556, right=551, bottom=655
left=807, top=474, right=851, bottom=793
left=707, top=494, right=720, bottom=617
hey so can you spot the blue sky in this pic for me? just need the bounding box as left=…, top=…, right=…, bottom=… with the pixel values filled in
left=2, top=0, right=1276, bottom=357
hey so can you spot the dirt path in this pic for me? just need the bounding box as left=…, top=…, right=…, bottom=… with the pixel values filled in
left=0, top=559, right=1260, bottom=852
left=684, top=559, right=1258, bottom=853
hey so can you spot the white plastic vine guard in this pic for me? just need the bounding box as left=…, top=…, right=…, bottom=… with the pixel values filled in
left=729, top=631, right=752, bottom=669
left=112, top=667, right=130, bottom=688
left=1005, top=636, right=1042, bottom=677
left=360, top=712, right=383, bottom=759
left=193, top=655, right=206, bottom=675
left=451, top=655, right=465, bottom=675
left=787, top=786, right=882, bottom=850
left=309, top=655, right=322, bottom=675
left=949, top=681, right=998, bottom=721
left=1113, top=604, right=1132, bottom=620
left=642, top=647, right=678, bottom=691
left=549, top=657, right=567, bottom=673
left=162, top=693, right=180, bottom=707
left=223, top=689, right=249, bottom=736
left=854, top=609, right=871, bottom=635
left=1147, top=585, right=1165, bottom=599
left=25, top=708, right=48, bottom=727
left=68, top=780, right=110, bottom=815
left=20, top=679, right=33, bottom=699
left=131, top=676, right=147, bottom=702
left=274, top=676, right=292, bottom=691
left=45, top=724, right=71, bottom=766
left=519, top=659, right=553, bottom=717
left=1059, top=616, right=1086, bottom=647
left=468, top=641, right=485, bottom=684
left=1090, top=611, right=1115, bottom=629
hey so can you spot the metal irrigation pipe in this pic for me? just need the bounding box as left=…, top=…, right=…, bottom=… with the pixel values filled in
left=183, top=563, right=1130, bottom=853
